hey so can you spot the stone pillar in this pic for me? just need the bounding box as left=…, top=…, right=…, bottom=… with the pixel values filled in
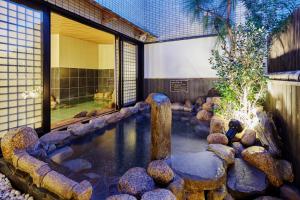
left=146, top=93, right=172, bottom=160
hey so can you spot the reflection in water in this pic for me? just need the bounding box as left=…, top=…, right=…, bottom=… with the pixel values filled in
left=57, top=111, right=209, bottom=199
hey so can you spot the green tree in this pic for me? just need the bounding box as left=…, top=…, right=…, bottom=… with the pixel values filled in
left=185, top=0, right=297, bottom=126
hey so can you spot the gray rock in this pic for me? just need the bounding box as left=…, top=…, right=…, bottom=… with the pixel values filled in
left=49, top=146, right=74, bottom=164
left=40, top=130, right=71, bottom=145
left=227, top=158, right=268, bottom=199
left=134, top=101, right=150, bottom=111
left=141, top=189, right=176, bottom=200
left=62, top=158, right=92, bottom=172
left=90, top=117, right=106, bottom=129
left=67, top=123, right=94, bottom=136
left=120, top=107, right=133, bottom=117
left=106, top=194, right=137, bottom=200
left=207, top=133, right=229, bottom=145
left=207, top=144, right=235, bottom=165
left=241, top=129, right=256, bottom=146
left=118, top=167, right=155, bottom=198
left=171, top=151, right=226, bottom=191
left=147, top=160, right=174, bottom=185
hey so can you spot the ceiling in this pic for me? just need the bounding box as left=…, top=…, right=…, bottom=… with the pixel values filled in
left=51, top=13, right=115, bottom=44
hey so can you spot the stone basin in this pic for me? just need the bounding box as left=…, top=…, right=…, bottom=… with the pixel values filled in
left=171, top=151, right=226, bottom=191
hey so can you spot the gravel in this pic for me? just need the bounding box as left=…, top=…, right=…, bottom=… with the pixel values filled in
left=0, top=173, right=34, bottom=200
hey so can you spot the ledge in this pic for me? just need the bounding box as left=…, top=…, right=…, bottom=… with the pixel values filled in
left=268, top=70, right=300, bottom=82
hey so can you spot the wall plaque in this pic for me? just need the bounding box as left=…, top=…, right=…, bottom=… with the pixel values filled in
left=170, top=80, right=189, bottom=93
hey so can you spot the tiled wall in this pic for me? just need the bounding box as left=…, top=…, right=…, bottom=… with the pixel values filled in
left=51, top=68, right=114, bottom=104
left=44, top=0, right=141, bottom=41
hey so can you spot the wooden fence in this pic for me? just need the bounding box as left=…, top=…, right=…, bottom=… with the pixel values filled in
left=269, top=7, right=300, bottom=73
left=268, top=7, right=300, bottom=186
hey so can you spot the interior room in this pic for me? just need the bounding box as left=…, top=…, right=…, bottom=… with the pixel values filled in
left=50, top=13, right=116, bottom=128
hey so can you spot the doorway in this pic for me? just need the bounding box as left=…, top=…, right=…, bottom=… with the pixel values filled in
left=50, top=13, right=116, bottom=128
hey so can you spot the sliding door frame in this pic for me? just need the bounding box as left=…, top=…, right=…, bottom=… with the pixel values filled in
left=11, top=0, right=144, bottom=135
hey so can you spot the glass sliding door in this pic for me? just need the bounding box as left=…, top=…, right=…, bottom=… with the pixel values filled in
left=122, top=41, right=137, bottom=106
left=50, top=13, right=116, bottom=128
left=0, top=0, right=44, bottom=136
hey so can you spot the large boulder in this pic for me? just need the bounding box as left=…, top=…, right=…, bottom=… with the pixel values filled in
left=280, top=185, right=300, bottom=200
left=134, top=101, right=150, bottom=112
left=40, top=130, right=71, bottom=145
left=49, top=146, right=74, bottom=164
left=118, top=167, right=155, bottom=198
left=67, top=123, right=94, bottom=136
left=227, top=158, right=268, bottom=199
left=167, top=175, right=185, bottom=200
left=106, top=194, right=137, bottom=200
left=147, top=160, right=174, bottom=185
left=241, top=129, right=256, bottom=146
left=210, top=116, right=225, bottom=134
left=171, top=151, right=226, bottom=191
left=207, top=144, right=235, bottom=165
left=242, top=146, right=293, bottom=187
left=61, top=159, right=92, bottom=173
left=89, top=117, right=106, bottom=129
left=141, top=189, right=176, bottom=200
left=1, top=127, right=39, bottom=162
left=254, top=112, right=282, bottom=157
left=207, top=133, right=228, bottom=145
left=196, top=110, right=212, bottom=121
left=120, top=107, right=133, bottom=118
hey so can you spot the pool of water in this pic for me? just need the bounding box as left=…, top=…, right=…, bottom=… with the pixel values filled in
left=53, top=111, right=210, bottom=199
left=51, top=100, right=112, bottom=124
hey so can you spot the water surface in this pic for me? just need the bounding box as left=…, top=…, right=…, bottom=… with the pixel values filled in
left=54, top=111, right=209, bottom=199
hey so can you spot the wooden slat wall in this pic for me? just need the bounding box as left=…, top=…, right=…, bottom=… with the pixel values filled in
left=269, top=7, right=300, bottom=73
left=268, top=7, right=300, bottom=186
left=144, top=78, right=217, bottom=102
left=266, top=81, right=300, bottom=186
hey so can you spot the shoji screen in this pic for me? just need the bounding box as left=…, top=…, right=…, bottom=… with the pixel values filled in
left=122, top=41, right=137, bottom=105
left=0, top=0, right=43, bottom=136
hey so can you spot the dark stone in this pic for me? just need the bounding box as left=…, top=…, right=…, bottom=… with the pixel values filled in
left=171, top=151, right=226, bottom=191
left=227, top=158, right=268, bottom=199
left=118, top=167, right=155, bottom=198
left=147, top=160, right=174, bottom=185
left=40, top=130, right=71, bottom=145
left=141, top=189, right=176, bottom=200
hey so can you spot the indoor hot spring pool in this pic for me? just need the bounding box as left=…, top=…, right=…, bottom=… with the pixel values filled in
left=50, top=111, right=210, bottom=199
